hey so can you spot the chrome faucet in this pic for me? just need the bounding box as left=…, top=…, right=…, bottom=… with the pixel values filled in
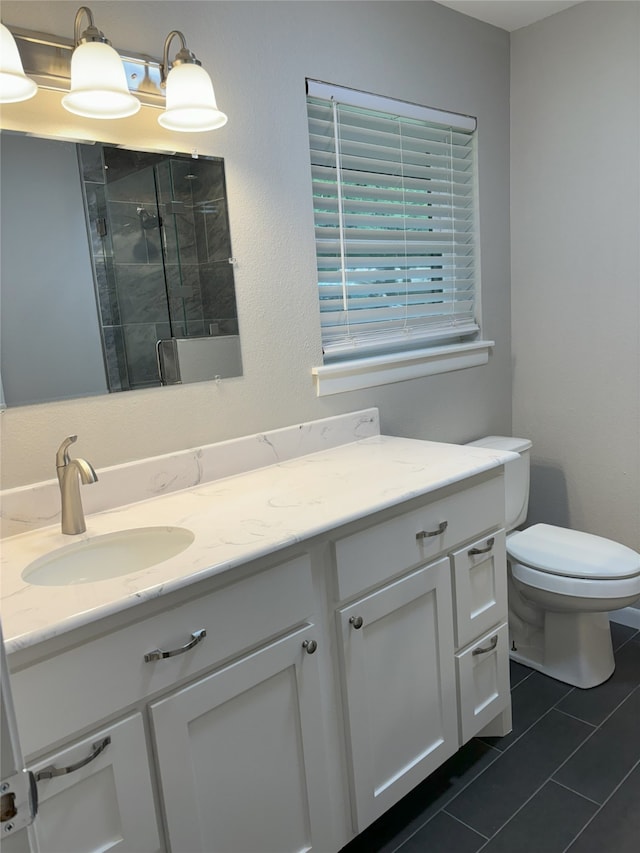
left=56, top=435, right=98, bottom=535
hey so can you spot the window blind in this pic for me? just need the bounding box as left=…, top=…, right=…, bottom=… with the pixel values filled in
left=306, top=80, right=479, bottom=362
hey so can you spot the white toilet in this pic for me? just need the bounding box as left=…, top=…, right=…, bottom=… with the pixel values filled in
left=468, top=436, right=640, bottom=689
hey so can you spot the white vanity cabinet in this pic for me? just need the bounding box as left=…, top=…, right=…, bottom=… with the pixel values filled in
left=5, top=453, right=512, bottom=853
left=337, top=558, right=458, bottom=830
left=451, top=530, right=511, bottom=742
left=27, top=713, right=161, bottom=853
left=150, top=623, right=332, bottom=853
left=11, top=553, right=333, bottom=853
left=332, top=475, right=511, bottom=833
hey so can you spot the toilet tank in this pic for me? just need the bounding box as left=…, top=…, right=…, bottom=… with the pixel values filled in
left=466, top=436, right=532, bottom=531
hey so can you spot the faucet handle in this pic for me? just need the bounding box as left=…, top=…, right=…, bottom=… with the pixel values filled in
left=56, top=435, right=78, bottom=469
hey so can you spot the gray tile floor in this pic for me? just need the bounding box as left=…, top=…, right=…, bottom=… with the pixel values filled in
left=341, top=621, right=640, bottom=853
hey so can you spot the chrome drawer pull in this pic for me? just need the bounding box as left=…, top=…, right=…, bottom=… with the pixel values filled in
left=416, top=521, right=448, bottom=540
left=144, top=628, right=207, bottom=662
left=472, top=635, right=499, bottom=656
left=35, top=736, right=111, bottom=781
left=349, top=616, right=364, bottom=630
left=469, top=537, right=495, bottom=556
left=302, top=639, right=318, bottom=654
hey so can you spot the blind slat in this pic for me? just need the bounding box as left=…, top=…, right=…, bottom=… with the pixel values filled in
left=307, top=84, right=478, bottom=360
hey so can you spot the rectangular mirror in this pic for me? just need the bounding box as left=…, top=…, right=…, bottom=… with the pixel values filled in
left=0, top=133, right=241, bottom=407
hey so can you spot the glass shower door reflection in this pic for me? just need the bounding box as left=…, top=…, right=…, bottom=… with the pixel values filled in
left=78, top=144, right=240, bottom=392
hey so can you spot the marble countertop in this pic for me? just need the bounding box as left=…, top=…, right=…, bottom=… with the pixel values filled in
left=1, top=430, right=512, bottom=655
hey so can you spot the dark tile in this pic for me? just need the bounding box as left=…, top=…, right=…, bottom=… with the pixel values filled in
left=556, top=634, right=640, bottom=726
left=338, top=740, right=499, bottom=853
left=482, top=671, right=573, bottom=752
left=402, top=811, right=486, bottom=853
left=480, top=780, right=596, bottom=853
left=446, top=709, right=592, bottom=837
left=554, top=686, right=640, bottom=804
left=609, top=620, right=638, bottom=651
left=508, top=659, right=533, bottom=689
left=564, top=761, right=640, bottom=853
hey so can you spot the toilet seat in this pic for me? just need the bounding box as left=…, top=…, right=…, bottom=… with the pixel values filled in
left=507, top=523, right=640, bottom=602
left=507, top=524, right=640, bottom=580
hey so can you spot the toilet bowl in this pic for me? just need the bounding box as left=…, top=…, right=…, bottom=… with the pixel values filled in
left=467, top=437, right=640, bottom=688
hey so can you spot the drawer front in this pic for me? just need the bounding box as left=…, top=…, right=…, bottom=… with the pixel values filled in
left=456, top=621, right=510, bottom=744
left=334, top=476, right=503, bottom=601
left=451, top=529, right=508, bottom=649
left=28, top=713, right=161, bottom=853
left=12, top=554, right=314, bottom=756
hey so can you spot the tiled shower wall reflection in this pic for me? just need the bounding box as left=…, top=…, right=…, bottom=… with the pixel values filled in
left=78, top=145, right=239, bottom=392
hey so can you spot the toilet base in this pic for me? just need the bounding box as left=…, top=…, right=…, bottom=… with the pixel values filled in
left=509, top=610, right=615, bottom=689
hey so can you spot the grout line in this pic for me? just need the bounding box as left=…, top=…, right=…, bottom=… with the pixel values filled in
left=484, top=683, right=575, bottom=755
left=553, top=706, right=599, bottom=728
left=550, top=777, right=602, bottom=806
left=452, top=705, right=597, bottom=849
left=441, top=811, right=489, bottom=841
left=559, top=756, right=640, bottom=853
left=389, top=747, right=503, bottom=852
left=555, top=681, right=640, bottom=732
left=392, top=808, right=490, bottom=853
left=393, top=653, right=640, bottom=853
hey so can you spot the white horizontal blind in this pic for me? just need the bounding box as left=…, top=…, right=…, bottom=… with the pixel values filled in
left=307, top=80, right=479, bottom=362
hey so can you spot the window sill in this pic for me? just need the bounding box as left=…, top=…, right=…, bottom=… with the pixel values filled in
left=311, top=340, right=495, bottom=396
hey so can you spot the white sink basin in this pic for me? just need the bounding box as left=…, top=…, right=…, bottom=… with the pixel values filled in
left=22, top=526, right=195, bottom=586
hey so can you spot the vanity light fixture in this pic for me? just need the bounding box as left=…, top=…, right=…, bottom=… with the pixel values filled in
left=158, top=30, right=227, bottom=132
left=61, top=6, right=140, bottom=119
left=0, top=8, right=228, bottom=132
left=0, top=23, right=37, bottom=103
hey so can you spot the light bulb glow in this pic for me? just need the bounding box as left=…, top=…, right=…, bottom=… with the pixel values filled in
left=0, top=23, right=37, bottom=103
left=62, top=40, right=140, bottom=119
left=158, top=62, right=227, bottom=132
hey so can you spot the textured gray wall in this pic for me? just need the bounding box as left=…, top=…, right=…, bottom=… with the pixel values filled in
left=511, top=1, right=640, bottom=552
left=0, top=1, right=511, bottom=486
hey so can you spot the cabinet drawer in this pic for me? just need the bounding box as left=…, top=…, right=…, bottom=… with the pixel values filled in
left=12, top=554, right=314, bottom=756
left=456, top=622, right=510, bottom=743
left=28, top=713, right=161, bottom=853
left=334, top=476, right=503, bottom=601
left=451, top=529, right=508, bottom=649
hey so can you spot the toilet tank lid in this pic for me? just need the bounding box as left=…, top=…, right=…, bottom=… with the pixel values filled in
left=507, top=524, right=640, bottom=579
left=466, top=436, right=532, bottom=453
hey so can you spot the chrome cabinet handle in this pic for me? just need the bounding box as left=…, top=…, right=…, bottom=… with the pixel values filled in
left=469, top=537, right=495, bottom=556
left=349, top=616, right=364, bottom=630
left=416, top=521, right=448, bottom=540
left=144, top=628, right=207, bottom=662
left=472, top=635, right=499, bottom=656
left=35, top=736, right=111, bottom=781
left=302, top=639, right=318, bottom=654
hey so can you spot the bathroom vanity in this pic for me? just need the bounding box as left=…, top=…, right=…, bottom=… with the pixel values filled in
left=0, top=410, right=513, bottom=853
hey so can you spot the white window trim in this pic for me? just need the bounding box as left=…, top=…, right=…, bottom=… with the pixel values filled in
left=312, top=339, right=494, bottom=396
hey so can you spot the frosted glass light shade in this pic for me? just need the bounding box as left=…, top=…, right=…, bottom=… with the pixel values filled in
left=158, top=62, right=227, bottom=132
left=62, top=40, right=140, bottom=119
left=0, top=23, right=37, bottom=103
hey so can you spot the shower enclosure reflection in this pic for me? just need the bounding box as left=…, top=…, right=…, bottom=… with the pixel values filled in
left=79, top=144, right=240, bottom=392
left=0, top=134, right=241, bottom=407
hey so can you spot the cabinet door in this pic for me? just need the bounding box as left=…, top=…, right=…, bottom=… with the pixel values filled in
left=337, top=558, right=458, bottom=831
left=28, top=713, right=161, bottom=853
left=150, top=624, right=333, bottom=853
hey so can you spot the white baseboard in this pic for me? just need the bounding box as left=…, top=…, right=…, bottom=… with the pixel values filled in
left=609, top=606, right=640, bottom=630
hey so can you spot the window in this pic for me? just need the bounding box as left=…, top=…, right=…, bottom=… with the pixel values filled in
left=306, top=80, right=491, bottom=394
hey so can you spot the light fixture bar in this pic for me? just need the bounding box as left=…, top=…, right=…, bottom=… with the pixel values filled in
left=5, top=25, right=165, bottom=108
